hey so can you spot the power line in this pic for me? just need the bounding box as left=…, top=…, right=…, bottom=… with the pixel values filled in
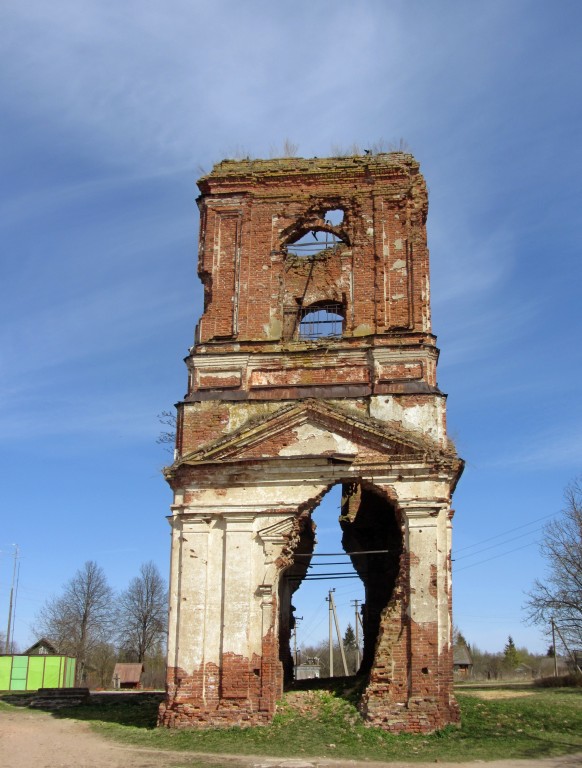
left=290, top=528, right=543, bottom=582
left=453, top=527, right=543, bottom=562
left=294, top=516, right=549, bottom=569
left=454, top=540, right=537, bottom=572
left=293, top=511, right=551, bottom=648
left=454, top=513, right=553, bottom=554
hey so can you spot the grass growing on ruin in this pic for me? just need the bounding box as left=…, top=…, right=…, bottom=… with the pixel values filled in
left=43, top=682, right=582, bottom=763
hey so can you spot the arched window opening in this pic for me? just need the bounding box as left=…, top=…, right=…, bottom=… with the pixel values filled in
left=283, top=207, right=346, bottom=258
left=324, top=208, right=344, bottom=226
left=278, top=482, right=402, bottom=684
left=286, top=229, right=344, bottom=257
left=298, top=303, right=344, bottom=340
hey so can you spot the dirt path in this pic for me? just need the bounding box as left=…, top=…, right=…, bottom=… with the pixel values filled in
left=1, top=706, right=581, bottom=768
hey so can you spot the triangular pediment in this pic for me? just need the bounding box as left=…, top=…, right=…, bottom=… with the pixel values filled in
left=173, top=400, right=455, bottom=469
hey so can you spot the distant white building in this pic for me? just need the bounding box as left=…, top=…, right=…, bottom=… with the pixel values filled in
left=295, top=658, right=321, bottom=680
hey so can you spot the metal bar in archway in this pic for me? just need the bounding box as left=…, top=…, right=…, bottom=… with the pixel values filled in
left=286, top=574, right=361, bottom=581
left=293, top=549, right=393, bottom=557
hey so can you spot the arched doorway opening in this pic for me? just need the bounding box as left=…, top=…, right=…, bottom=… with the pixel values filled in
left=278, top=481, right=403, bottom=684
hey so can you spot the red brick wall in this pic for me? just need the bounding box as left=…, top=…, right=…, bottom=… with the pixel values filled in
left=196, top=155, right=430, bottom=345
left=159, top=600, right=282, bottom=729
left=162, top=154, right=459, bottom=734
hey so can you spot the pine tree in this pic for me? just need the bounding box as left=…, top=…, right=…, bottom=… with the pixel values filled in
left=503, top=636, right=520, bottom=669
left=343, top=623, right=356, bottom=650
left=453, top=626, right=469, bottom=647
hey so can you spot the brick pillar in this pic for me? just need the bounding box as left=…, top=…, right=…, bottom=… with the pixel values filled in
left=160, top=513, right=219, bottom=726
left=400, top=501, right=459, bottom=731
left=257, top=584, right=280, bottom=713
left=220, top=515, right=255, bottom=705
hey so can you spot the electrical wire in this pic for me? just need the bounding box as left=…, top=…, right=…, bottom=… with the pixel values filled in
left=289, top=506, right=553, bottom=651
left=454, top=513, right=553, bottom=554
left=453, top=527, right=543, bottom=562
left=453, top=540, right=537, bottom=572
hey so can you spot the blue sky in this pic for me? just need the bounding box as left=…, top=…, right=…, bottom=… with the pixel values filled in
left=1, top=1, right=581, bottom=656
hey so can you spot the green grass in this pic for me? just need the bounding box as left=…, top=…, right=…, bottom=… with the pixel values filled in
left=6, top=684, right=582, bottom=763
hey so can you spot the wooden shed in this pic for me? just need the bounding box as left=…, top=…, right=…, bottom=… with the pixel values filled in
left=453, top=645, right=473, bottom=679
left=112, top=663, right=144, bottom=689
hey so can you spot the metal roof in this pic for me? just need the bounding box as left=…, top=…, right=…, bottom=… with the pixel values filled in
left=453, top=646, right=473, bottom=666
left=112, top=663, right=144, bottom=683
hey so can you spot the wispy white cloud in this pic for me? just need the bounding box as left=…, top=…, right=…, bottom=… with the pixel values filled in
left=0, top=273, right=193, bottom=378
left=0, top=163, right=195, bottom=229
left=1, top=0, right=581, bottom=657
left=483, top=426, right=582, bottom=472
left=0, top=390, right=169, bottom=442
left=2, top=2, right=533, bottom=168
left=436, top=297, right=537, bottom=369
left=431, top=224, right=517, bottom=304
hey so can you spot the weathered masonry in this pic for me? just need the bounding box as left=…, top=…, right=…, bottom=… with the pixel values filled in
left=159, top=153, right=464, bottom=733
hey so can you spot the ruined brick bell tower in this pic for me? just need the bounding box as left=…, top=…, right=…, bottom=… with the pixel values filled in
left=159, top=153, right=463, bottom=732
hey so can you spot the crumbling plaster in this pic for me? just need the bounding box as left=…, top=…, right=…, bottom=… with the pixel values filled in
left=161, top=153, right=463, bottom=733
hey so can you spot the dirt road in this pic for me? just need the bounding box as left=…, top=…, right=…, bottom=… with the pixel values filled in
left=1, top=706, right=581, bottom=768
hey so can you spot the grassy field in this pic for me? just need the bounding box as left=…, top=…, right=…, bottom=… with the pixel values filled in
left=4, top=681, right=582, bottom=763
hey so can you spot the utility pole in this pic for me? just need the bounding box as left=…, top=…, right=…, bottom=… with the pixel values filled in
left=292, top=616, right=303, bottom=674
left=553, top=619, right=582, bottom=674
left=330, top=590, right=348, bottom=676
left=551, top=618, right=558, bottom=677
left=327, top=590, right=334, bottom=677
left=352, top=599, right=361, bottom=671
left=5, top=544, right=19, bottom=653
left=10, top=559, right=21, bottom=652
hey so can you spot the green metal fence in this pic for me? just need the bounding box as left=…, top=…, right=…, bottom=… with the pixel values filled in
left=0, top=655, right=76, bottom=691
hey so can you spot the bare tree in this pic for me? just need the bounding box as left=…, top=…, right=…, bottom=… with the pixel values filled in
left=116, top=561, right=167, bottom=663
left=330, top=138, right=411, bottom=158
left=282, top=139, right=299, bottom=157
left=36, top=561, right=114, bottom=684
left=88, top=641, right=117, bottom=689
left=156, top=410, right=176, bottom=453
left=222, top=145, right=253, bottom=161
left=331, top=142, right=362, bottom=157
left=525, top=477, right=582, bottom=648
left=384, top=137, right=411, bottom=153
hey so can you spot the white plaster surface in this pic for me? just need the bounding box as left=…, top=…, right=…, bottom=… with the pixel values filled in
left=168, top=510, right=303, bottom=670
left=181, top=483, right=328, bottom=509
left=370, top=395, right=446, bottom=443
left=168, top=412, right=458, bottom=688
left=279, top=423, right=358, bottom=456
left=406, top=516, right=438, bottom=624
